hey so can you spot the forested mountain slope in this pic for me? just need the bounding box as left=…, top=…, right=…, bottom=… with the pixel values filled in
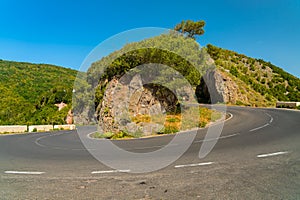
left=207, top=45, right=300, bottom=106
left=0, top=60, right=77, bottom=125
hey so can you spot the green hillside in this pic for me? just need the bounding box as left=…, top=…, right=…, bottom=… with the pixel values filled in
left=84, top=32, right=213, bottom=117
left=0, top=60, right=77, bottom=125
left=1, top=40, right=299, bottom=126
left=80, top=33, right=300, bottom=124
left=207, top=45, right=300, bottom=105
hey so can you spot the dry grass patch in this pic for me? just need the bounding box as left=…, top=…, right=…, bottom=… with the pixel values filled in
left=93, top=106, right=223, bottom=138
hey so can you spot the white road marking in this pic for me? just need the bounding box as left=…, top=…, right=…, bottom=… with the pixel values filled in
left=265, top=113, right=274, bottom=123
left=249, top=112, right=274, bottom=132
left=35, top=132, right=66, bottom=148
left=249, top=123, right=270, bottom=132
left=5, top=171, right=45, bottom=175
left=257, top=151, right=289, bottom=158
left=91, top=169, right=130, bottom=174
left=194, top=133, right=239, bottom=143
left=130, top=143, right=178, bottom=150
left=35, top=132, right=94, bottom=151
left=175, top=162, right=214, bottom=168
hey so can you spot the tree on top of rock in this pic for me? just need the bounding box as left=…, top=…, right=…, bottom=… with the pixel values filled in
left=174, top=20, right=205, bottom=39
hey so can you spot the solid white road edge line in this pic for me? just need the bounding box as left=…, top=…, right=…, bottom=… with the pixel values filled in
left=4, top=171, right=45, bottom=175
left=91, top=169, right=131, bottom=174
left=174, top=162, right=214, bottom=168
left=257, top=151, right=289, bottom=158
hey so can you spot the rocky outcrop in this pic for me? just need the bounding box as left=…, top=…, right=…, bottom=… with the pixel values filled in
left=197, top=69, right=248, bottom=104
left=97, top=74, right=191, bottom=135
left=97, top=68, right=248, bottom=135
left=66, top=109, right=73, bottom=125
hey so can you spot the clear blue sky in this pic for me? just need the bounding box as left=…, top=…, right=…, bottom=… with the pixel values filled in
left=0, top=0, right=299, bottom=77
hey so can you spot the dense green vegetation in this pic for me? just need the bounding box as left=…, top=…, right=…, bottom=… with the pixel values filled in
left=2, top=26, right=299, bottom=128
left=85, top=32, right=212, bottom=112
left=0, top=60, right=77, bottom=125
left=207, top=44, right=300, bottom=103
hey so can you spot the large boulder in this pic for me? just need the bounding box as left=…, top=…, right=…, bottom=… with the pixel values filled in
left=98, top=74, right=187, bottom=135
left=197, top=69, right=247, bottom=104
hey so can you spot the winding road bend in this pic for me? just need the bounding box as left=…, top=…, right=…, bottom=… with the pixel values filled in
left=0, top=106, right=299, bottom=199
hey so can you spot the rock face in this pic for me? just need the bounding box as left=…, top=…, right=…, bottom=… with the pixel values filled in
left=97, top=69, right=245, bottom=135
left=197, top=69, right=247, bottom=104
left=97, top=74, right=187, bottom=135
left=66, top=109, right=73, bottom=125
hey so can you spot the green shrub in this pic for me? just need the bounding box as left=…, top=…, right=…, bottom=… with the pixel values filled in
left=166, top=117, right=180, bottom=123
left=198, top=121, right=207, bottom=128
left=111, top=131, right=133, bottom=139
left=163, top=126, right=179, bottom=134
left=93, top=132, right=115, bottom=139
left=230, top=67, right=239, bottom=77
left=236, top=100, right=244, bottom=106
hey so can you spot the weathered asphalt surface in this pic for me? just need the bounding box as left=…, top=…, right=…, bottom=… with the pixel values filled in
left=0, top=106, right=299, bottom=199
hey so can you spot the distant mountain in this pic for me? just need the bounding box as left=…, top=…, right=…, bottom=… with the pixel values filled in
left=206, top=45, right=300, bottom=106
left=0, top=60, right=77, bottom=125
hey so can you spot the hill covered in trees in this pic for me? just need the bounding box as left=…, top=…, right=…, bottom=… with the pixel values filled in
left=83, top=33, right=300, bottom=121
left=1, top=34, right=299, bottom=126
left=207, top=45, right=300, bottom=106
left=85, top=32, right=212, bottom=117
left=0, top=60, right=77, bottom=125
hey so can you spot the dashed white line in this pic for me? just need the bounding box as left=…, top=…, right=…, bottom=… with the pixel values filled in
left=174, top=162, right=214, bottom=168
left=265, top=113, right=274, bottom=124
left=249, top=112, right=274, bottom=132
left=4, top=171, right=45, bottom=175
left=257, top=151, right=289, bottom=158
left=249, top=123, right=270, bottom=132
left=91, top=169, right=131, bottom=174
left=35, top=132, right=66, bottom=148
left=194, top=133, right=239, bottom=143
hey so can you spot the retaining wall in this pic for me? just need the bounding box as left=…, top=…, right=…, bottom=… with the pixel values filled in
left=0, top=125, right=27, bottom=133
left=1, top=124, right=76, bottom=133
left=276, top=102, right=300, bottom=108
left=54, top=124, right=76, bottom=130
left=28, top=125, right=53, bottom=132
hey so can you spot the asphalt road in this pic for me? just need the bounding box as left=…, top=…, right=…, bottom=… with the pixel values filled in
left=0, top=106, right=299, bottom=199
